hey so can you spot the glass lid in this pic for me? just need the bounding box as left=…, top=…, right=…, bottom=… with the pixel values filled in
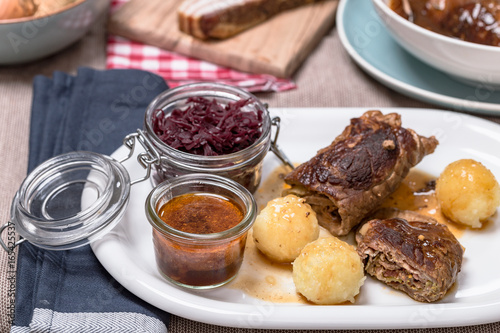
left=9, top=151, right=131, bottom=250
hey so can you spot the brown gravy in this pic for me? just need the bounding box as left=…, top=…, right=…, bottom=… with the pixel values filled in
left=389, top=0, right=500, bottom=46
left=380, top=168, right=465, bottom=237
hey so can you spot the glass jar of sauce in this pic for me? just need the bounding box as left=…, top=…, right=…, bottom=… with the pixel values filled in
left=143, top=82, right=290, bottom=194
left=145, top=173, right=257, bottom=289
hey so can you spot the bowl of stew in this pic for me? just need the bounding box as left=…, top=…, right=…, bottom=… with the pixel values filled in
left=372, top=0, right=500, bottom=87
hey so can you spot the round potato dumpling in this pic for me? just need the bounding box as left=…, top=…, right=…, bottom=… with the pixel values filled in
left=292, top=237, right=365, bottom=304
left=252, top=195, right=319, bottom=263
left=436, top=159, right=500, bottom=228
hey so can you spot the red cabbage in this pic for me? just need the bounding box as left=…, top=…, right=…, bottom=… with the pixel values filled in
left=152, top=97, right=264, bottom=156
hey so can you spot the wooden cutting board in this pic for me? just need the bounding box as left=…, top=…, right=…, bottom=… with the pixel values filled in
left=108, top=0, right=338, bottom=78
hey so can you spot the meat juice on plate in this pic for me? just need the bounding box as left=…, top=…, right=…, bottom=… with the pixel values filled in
left=380, top=169, right=466, bottom=237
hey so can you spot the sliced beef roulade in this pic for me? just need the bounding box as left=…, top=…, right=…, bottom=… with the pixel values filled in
left=356, top=216, right=464, bottom=302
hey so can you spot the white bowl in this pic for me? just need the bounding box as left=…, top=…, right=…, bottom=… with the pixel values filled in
left=0, top=0, right=109, bottom=65
left=372, top=0, right=500, bottom=87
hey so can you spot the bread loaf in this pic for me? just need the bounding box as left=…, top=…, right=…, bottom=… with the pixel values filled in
left=178, top=0, right=328, bottom=40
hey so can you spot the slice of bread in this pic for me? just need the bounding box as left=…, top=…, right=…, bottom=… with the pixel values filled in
left=178, top=0, right=327, bottom=40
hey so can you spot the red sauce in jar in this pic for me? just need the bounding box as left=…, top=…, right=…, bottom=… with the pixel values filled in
left=153, top=193, right=248, bottom=287
left=158, top=193, right=243, bottom=234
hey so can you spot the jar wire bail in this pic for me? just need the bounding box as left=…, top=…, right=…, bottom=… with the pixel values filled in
left=0, top=221, right=26, bottom=253
left=120, top=129, right=162, bottom=185
left=270, top=116, right=294, bottom=170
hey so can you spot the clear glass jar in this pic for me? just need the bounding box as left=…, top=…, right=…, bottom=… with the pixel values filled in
left=145, top=173, right=257, bottom=289
left=143, top=83, right=272, bottom=194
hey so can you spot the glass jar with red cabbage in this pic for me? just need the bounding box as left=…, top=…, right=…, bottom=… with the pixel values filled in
left=143, top=83, right=275, bottom=193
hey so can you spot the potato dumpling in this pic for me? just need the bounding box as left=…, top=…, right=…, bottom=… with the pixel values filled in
left=292, top=237, right=365, bottom=304
left=436, top=159, right=500, bottom=228
left=252, top=195, right=319, bottom=263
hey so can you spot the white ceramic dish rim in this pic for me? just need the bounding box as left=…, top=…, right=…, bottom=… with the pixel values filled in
left=0, top=0, right=87, bottom=25
left=92, top=107, right=500, bottom=330
left=336, top=0, right=500, bottom=115
left=372, top=0, right=500, bottom=53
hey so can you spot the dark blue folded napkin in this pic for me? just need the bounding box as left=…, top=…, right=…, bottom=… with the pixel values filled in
left=12, top=68, right=171, bottom=332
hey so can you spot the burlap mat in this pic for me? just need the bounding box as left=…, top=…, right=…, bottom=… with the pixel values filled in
left=0, top=11, right=498, bottom=333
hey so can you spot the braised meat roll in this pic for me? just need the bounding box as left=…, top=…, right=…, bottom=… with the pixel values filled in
left=356, top=216, right=464, bottom=302
left=283, top=110, right=438, bottom=236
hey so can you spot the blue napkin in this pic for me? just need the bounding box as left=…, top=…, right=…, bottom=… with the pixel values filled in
left=12, top=68, right=171, bottom=332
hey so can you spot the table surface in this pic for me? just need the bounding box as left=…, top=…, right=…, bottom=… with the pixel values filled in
left=0, top=9, right=499, bottom=333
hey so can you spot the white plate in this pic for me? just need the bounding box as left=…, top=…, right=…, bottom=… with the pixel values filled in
left=92, top=108, right=500, bottom=329
left=336, top=0, right=500, bottom=115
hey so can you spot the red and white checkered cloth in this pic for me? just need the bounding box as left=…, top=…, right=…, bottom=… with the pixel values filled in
left=106, top=0, right=297, bottom=93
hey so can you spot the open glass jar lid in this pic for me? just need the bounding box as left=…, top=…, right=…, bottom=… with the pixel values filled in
left=5, top=151, right=131, bottom=251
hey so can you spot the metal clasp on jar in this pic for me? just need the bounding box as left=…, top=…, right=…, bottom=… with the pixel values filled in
left=270, top=116, right=294, bottom=170
left=119, top=129, right=162, bottom=185
left=0, top=222, right=25, bottom=253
